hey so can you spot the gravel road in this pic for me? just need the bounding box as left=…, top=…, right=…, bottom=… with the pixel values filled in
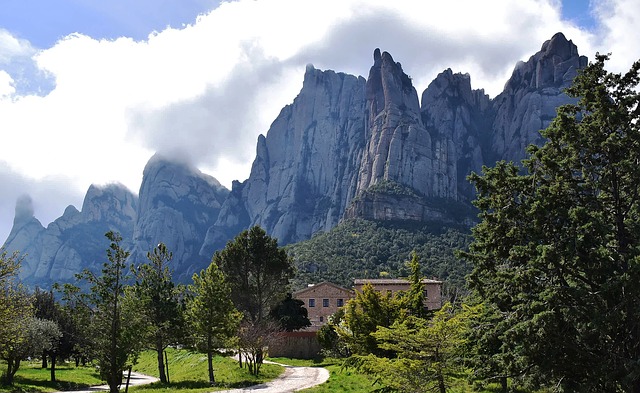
left=219, top=361, right=330, bottom=392
left=53, top=371, right=159, bottom=393
left=53, top=360, right=329, bottom=393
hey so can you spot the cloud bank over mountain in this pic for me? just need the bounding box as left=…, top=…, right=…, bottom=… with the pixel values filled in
left=0, top=0, right=638, bottom=243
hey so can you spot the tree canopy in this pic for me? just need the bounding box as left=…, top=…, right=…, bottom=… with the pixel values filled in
left=186, top=260, right=240, bottom=385
left=463, top=54, right=640, bottom=392
left=77, top=231, right=144, bottom=393
left=131, top=242, right=184, bottom=384
left=214, top=225, right=294, bottom=322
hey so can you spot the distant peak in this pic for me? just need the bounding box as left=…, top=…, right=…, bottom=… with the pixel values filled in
left=14, top=194, right=35, bottom=223
left=373, top=48, right=382, bottom=63
left=540, top=32, right=577, bottom=59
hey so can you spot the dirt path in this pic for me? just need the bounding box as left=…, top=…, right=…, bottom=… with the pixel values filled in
left=53, top=360, right=329, bottom=393
left=53, top=372, right=159, bottom=393
left=218, top=360, right=330, bottom=392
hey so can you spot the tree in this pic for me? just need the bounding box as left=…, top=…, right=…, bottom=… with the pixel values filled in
left=32, top=288, right=77, bottom=382
left=131, top=243, right=184, bottom=384
left=463, top=55, right=640, bottom=392
left=347, top=303, right=478, bottom=393
left=236, top=319, right=282, bottom=376
left=270, top=293, right=311, bottom=332
left=214, top=226, right=294, bottom=322
left=401, top=251, right=426, bottom=317
left=317, top=308, right=350, bottom=358
left=54, top=282, right=94, bottom=368
left=0, top=249, right=24, bottom=343
left=1, top=316, right=61, bottom=385
left=33, top=288, right=57, bottom=368
left=186, top=261, right=240, bottom=385
left=340, top=283, right=406, bottom=356
left=77, top=231, right=143, bottom=393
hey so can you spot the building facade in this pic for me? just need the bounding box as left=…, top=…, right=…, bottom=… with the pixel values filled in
left=293, top=281, right=354, bottom=331
left=353, top=278, right=443, bottom=310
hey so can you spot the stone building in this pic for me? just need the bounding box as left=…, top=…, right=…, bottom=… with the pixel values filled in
left=293, top=281, right=354, bottom=331
left=353, top=278, right=443, bottom=310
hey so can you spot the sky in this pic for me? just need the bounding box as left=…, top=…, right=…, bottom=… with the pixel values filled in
left=0, top=0, right=638, bottom=243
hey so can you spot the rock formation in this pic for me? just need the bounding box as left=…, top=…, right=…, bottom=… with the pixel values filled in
left=3, top=184, right=137, bottom=287
left=132, top=154, right=229, bottom=281
left=4, top=33, right=588, bottom=286
left=490, top=32, right=588, bottom=163
left=209, top=65, right=367, bottom=246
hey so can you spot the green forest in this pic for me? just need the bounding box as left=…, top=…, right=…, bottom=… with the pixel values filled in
left=288, top=218, right=472, bottom=294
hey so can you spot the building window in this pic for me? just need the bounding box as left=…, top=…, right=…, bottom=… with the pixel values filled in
left=337, top=298, right=344, bottom=307
left=323, top=298, right=329, bottom=307
left=423, top=290, right=428, bottom=298
left=319, top=316, right=324, bottom=322
left=308, top=299, right=315, bottom=307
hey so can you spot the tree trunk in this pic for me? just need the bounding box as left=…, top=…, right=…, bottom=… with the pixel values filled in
left=631, top=378, right=640, bottom=393
left=42, top=351, right=48, bottom=368
left=50, top=353, right=57, bottom=382
left=106, top=370, right=121, bottom=393
left=207, top=334, right=215, bottom=385
left=255, top=348, right=263, bottom=375
left=156, top=338, right=167, bottom=383
left=4, top=359, right=15, bottom=385
left=437, top=373, right=446, bottom=393
left=500, top=376, right=507, bottom=393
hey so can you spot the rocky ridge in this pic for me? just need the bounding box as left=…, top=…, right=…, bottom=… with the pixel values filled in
left=4, top=33, right=588, bottom=286
left=5, top=184, right=137, bottom=285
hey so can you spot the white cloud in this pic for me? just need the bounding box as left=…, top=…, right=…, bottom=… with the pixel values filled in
left=0, top=70, right=14, bottom=97
left=592, top=0, right=640, bottom=73
left=0, top=0, right=637, bottom=243
left=0, top=28, right=35, bottom=63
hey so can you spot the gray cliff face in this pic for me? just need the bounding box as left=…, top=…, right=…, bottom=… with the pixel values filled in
left=133, top=154, right=229, bottom=280
left=490, top=32, right=588, bottom=163
left=211, top=65, right=367, bottom=245
left=3, top=185, right=137, bottom=287
left=420, top=69, right=492, bottom=202
left=357, top=50, right=446, bottom=198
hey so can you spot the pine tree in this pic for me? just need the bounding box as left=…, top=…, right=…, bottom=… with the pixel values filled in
left=463, top=55, right=640, bottom=391
left=186, top=261, right=240, bottom=385
left=131, top=243, right=184, bottom=384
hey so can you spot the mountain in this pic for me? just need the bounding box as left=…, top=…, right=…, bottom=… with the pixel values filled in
left=132, top=154, right=229, bottom=281
left=4, top=184, right=137, bottom=287
left=4, top=33, right=587, bottom=287
left=209, top=65, right=367, bottom=248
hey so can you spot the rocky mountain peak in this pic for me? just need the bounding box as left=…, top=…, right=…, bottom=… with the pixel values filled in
left=81, top=183, right=137, bottom=226
left=133, top=154, right=229, bottom=280
left=491, top=32, right=587, bottom=164
left=5, top=33, right=590, bottom=288
left=366, top=48, right=420, bottom=122
left=504, top=32, right=587, bottom=92
left=12, top=194, right=39, bottom=228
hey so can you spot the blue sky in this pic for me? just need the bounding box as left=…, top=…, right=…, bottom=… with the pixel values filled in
left=0, top=0, right=637, bottom=243
left=0, top=0, right=221, bottom=48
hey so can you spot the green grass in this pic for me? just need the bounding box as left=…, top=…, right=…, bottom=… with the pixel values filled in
left=0, top=349, right=284, bottom=393
left=0, top=360, right=103, bottom=393
left=268, top=357, right=551, bottom=393
left=130, top=348, right=284, bottom=393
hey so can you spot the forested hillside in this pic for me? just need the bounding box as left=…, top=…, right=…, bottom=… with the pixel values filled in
left=287, top=218, right=472, bottom=293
